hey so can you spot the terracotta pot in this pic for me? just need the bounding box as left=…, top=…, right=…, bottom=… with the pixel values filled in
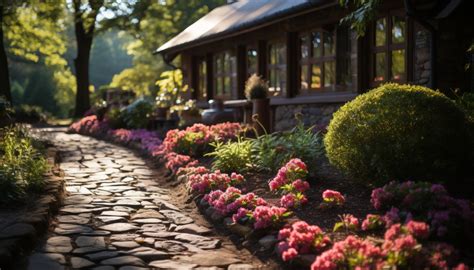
left=252, top=98, right=270, bottom=135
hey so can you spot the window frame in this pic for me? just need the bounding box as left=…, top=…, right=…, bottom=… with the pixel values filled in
left=369, top=11, right=408, bottom=87
left=246, top=46, right=258, bottom=78
left=213, top=50, right=236, bottom=100
left=298, top=28, right=338, bottom=94
left=267, top=40, right=287, bottom=97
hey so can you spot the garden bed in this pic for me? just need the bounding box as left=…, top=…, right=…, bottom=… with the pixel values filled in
left=68, top=114, right=474, bottom=269
left=0, top=143, right=65, bottom=269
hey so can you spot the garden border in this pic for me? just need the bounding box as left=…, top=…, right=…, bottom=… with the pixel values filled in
left=0, top=146, right=65, bottom=269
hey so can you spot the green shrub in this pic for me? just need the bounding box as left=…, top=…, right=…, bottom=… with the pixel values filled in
left=251, top=120, right=323, bottom=173
left=0, top=125, right=48, bottom=204
left=324, top=83, right=470, bottom=185
left=120, top=98, right=153, bottom=129
left=13, top=104, right=50, bottom=123
left=206, top=137, right=253, bottom=173
left=105, top=107, right=125, bottom=129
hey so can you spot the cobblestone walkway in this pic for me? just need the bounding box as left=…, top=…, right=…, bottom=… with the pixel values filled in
left=26, top=130, right=263, bottom=270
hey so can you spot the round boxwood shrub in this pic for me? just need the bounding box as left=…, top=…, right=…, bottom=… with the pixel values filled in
left=324, top=83, right=470, bottom=186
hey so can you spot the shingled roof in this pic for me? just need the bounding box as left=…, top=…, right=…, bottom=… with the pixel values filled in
left=156, top=0, right=329, bottom=54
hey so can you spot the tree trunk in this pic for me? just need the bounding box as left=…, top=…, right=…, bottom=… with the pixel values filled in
left=0, top=7, right=12, bottom=102
left=73, top=31, right=93, bottom=117
left=73, top=0, right=97, bottom=117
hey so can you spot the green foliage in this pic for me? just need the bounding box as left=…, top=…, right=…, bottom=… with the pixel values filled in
left=0, top=96, right=12, bottom=119
left=455, top=92, right=474, bottom=123
left=324, top=83, right=470, bottom=185
left=120, top=97, right=153, bottom=129
left=251, top=120, right=324, bottom=174
left=338, top=0, right=381, bottom=37
left=245, top=73, right=268, bottom=100
left=104, top=107, right=125, bottom=129
left=108, top=0, right=225, bottom=96
left=5, top=2, right=76, bottom=117
left=155, top=69, right=189, bottom=108
left=0, top=125, right=48, bottom=205
left=207, top=137, right=253, bottom=173
left=13, top=104, right=50, bottom=123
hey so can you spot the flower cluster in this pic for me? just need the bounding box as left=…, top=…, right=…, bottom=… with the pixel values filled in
left=277, top=221, right=331, bottom=262
left=248, top=206, right=291, bottom=230
left=68, top=115, right=109, bottom=136
left=108, top=128, right=162, bottom=153
left=333, top=214, right=359, bottom=232
left=269, top=159, right=310, bottom=209
left=371, top=181, right=474, bottom=242
left=176, top=166, right=209, bottom=176
left=311, top=235, right=384, bottom=270
left=161, top=122, right=242, bottom=157
left=205, top=187, right=267, bottom=216
left=164, top=152, right=198, bottom=173
left=312, top=220, right=468, bottom=269
left=322, top=189, right=345, bottom=206
left=187, top=170, right=245, bottom=194
left=361, top=214, right=386, bottom=231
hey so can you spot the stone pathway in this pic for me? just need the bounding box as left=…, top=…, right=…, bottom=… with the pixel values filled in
left=25, top=130, right=265, bottom=270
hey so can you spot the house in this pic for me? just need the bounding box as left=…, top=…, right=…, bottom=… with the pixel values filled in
left=156, top=0, right=474, bottom=131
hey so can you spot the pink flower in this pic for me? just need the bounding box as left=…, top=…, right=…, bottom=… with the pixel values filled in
left=361, top=214, right=385, bottom=231
left=292, top=179, right=310, bottom=192
left=405, top=220, right=430, bottom=239
left=282, top=248, right=298, bottom=261
left=322, top=190, right=345, bottom=205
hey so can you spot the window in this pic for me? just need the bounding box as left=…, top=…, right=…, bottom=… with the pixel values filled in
left=371, top=15, right=406, bottom=84
left=197, top=59, right=207, bottom=100
left=300, top=31, right=336, bottom=91
left=268, top=42, right=286, bottom=96
left=299, top=28, right=351, bottom=93
left=213, top=51, right=236, bottom=99
left=247, top=48, right=258, bottom=78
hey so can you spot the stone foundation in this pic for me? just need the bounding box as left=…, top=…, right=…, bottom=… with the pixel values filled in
left=273, top=103, right=343, bottom=131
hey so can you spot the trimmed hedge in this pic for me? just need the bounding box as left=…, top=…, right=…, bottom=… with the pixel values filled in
left=324, top=83, right=470, bottom=185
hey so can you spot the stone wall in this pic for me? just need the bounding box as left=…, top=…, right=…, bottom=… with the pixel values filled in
left=414, top=22, right=432, bottom=87
left=273, top=103, right=343, bottom=131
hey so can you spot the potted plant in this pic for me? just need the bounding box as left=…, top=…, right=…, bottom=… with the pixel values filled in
left=245, top=74, right=270, bottom=134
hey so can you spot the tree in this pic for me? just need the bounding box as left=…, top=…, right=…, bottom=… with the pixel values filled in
left=72, top=0, right=104, bottom=117
left=108, top=0, right=226, bottom=96
left=1, top=1, right=73, bottom=105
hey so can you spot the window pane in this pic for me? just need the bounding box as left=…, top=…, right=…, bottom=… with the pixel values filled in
left=216, top=77, right=223, bottom=95
left=301, top=65, right=309, bottom=90
left=277, top=44, right=286, bottom=64
left=323, top=32, right=335, bottom=56
left=270, top=45, right=276, bottom=65
left=224, top=77, right=231, bottom=94
left=312, top=32, right=322, bottom=57
left=375, top=18, right=386, bottom=46
left=301, top=36, right=309, bottom=59
left=269, top=69, right=276, bottom=93
left=199, top=61, right=207, bottom=99
left=247, top=49, right=257, bottom=76
left=324, top=61, right=336, bottom=87
left=391, top=49, right=405, bottom=80
left=392, top=16, right=405, bottom=44
left=224, top=53, right=231, bottom=73
left=279, top=67, right=286, bottom=94
left=311, top=64, right=321, bottom=89
left=375, top=52, right=386, bottom=82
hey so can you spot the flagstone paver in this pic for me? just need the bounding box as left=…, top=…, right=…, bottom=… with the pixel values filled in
left=26, top=131, right=265, bottom=269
